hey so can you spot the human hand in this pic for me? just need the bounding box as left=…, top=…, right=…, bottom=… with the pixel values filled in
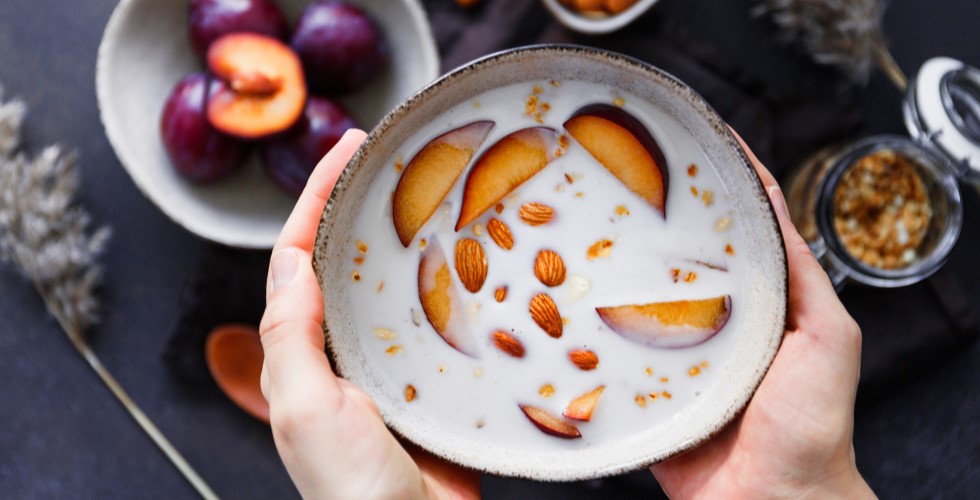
left=650, top=136, right=875, bottom=498
left=259, top=130, right=480, bottom=499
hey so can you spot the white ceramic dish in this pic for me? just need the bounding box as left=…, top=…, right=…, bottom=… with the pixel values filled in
left=313, top=45, right=787, bottom=480
left=541, top=0, right=659, bottom=34
left=96, top=0, right=439, bottom=249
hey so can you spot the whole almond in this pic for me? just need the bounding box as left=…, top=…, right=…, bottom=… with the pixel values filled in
left=455, top=238, right=487, bottom=293
left=568, top=350, right=599, bottom=370
left=519, top=202, right=555, bottom=226
left=486, top=218, right=514, bottom=250
left=529, top=293, right=562, bottom=338
left=492, top=331, right=525, bottom=358
left=534, top=250, right=566, bottom=287
left=494, top=286, right=508, bottom=303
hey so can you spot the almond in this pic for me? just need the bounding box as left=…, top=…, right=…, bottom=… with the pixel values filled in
left=486, top=218, right=514, bottom=250
left=534, top=250, right=566, bottom=287
left=494, top=286, right=508, bottom=303
left=519, top=202, right=555, bottom=226
left=492, top=331, right=525, bottom=358
left=529, top=293, right=562, bottom=338
left=455, top=238, right=487, bottom=293
left=568, top=349, right=599, bottom=370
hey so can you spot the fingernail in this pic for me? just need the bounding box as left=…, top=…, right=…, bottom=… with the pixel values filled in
left=270, top=249, right=298, bottom=291
left=768, top=186, right=791, bottom=221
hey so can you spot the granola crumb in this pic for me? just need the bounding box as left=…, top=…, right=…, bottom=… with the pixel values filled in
left=373, top=328, right=396, bottom=341
left=615, top=205, right=630, bottom=216
left=688, top=366, right=701, bottom=377
left=355, top=240, right=369, bottom=253
left=404, top=384, right=416, bottom=402
left=613, top=97, right=625, bottom=107
left=353, top=256, right=365, bottom=265
left=660, top=377, right=669, bottom=383
left=587, top=239, right=614, bottom=260
left=495, top=203, right=505, bottom=214
left=662, top=391, right=672, bottom=399
left=635, top=394, right=648, bottom=408
left=684, top=271, right=698, bottom=283
left=670, top=268, right=681, bottom=283
left=714, top=216, right=733, bottom=232
left=472, top=223, right=484, bottom=236
left=473, top=368, right=483, bottom=378
left=386, top=345, right=403, bottom=356
left=550, top=79, right=561, bottom=87
left=725, top=244, right=735, bottom=256
left=533, top=84, right=544, bottom=94
left=419, top=238, right=428, bottom=251
left=701, top=189, right=714, bottom=207
left=377, top=281, right=384, bottom=292
left=539, top=383, right=555, bottom=398
left=687, top=164, right=698, bottom=177
left=645, top=367, right=654, bottom=376
left=565, top=173, right=575, bottom=184
left=351, top=270, right=362, bottom=282
left=691, top=186, right=699, bottom=196
left=438, top=364, right=447, bottom=374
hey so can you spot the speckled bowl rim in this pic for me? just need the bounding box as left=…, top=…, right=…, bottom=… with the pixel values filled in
left=314, top=44, right=787, bottom=481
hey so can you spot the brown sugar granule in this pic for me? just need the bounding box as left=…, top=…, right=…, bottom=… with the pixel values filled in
left=404, top=384, right=417, bottom=402
left=687, top=164, right=698, bottom=177
left=688, top=366, right=701, bottom=377
left=645, top=367, right=653, bottom=376
left=725, top=244, right=735, bottom=256
left=635, top=394, right=647, bottom=408
left=684, top=271, right=698, bottom=283
left=833, top=149, right=933, bottom=269
left=539, top=383, right=556, bottom=398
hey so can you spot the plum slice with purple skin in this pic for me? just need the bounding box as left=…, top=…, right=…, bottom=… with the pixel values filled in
left=417, top=237, right=480, bottom=358
left=392, top=121, right=495, bottom=247
left=160, top=72, right=249, bottom=183
left=188, top=0, right=289, bottom=61
left=456, top=127, right=560, bottom=230
left=519, top=404, right=582, bottom=439
left=260, top=96, right=358, bottom=197
left=292, top=1, right=389, bottom=95
left=563, top=104, right=669, bottom=217
left=596, top=295, right=731, bottom=348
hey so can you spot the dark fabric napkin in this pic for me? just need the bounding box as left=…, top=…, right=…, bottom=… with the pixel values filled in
left=165, top=0, right=978, bottom=452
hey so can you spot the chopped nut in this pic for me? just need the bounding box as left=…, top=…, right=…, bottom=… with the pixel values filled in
left=701, top=189, right=714, bottom=207
left=539, top=383, right=556, bottom=398
left=684, top=271, right=698, bottom=283
left=356, top=240, right=368, bottom=253
left=645, top=367, right=653, bottom=376
left=725, top=244, right=735, bottom=256
left=715, top=216, right=733, bottom=232
left=587, top=239, right=613, bottom=260
left=613, top=97, right=625, bottom=107
left=615, top=205, right=630, bottom=216
left=525, top=94, right=538, bottom=115
left=688, top=366, right=701, bottom=377
left=404, top=384, right=416, bottom=402
left=386, top=345, right=403, bottom=356
left=373, top=328, right=397, bottom=341
left=351, top=270, right=362, bottom=282
left=635, top=394, right=647, bottom=408
left=687, top=164, right=698, bottom=177
left=494, top=286, right=508, bottom=303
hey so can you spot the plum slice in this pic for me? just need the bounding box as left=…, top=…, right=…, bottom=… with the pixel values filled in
left=392, top=121, right=494, bottom=247
left=564, top=104, right=668, bottom=217
left=417, top=237, right=480, bottom=358
left=563, top=386, right=605, bottom=422
left=456, top=127, right=559, bottom=230
left=596, top=295, right=731, bottom=348
left=519, top=404, right=582, bottom=439
left=206, top=33, right=307, bottom=140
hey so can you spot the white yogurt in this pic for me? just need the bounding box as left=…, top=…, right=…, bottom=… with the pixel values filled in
left=346, top=80, right=747, bottom=451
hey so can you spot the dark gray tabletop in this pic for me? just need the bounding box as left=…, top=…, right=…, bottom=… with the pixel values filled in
left=1, top=0, right=978, bottom=498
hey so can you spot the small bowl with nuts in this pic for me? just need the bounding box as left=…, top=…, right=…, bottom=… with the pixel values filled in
left=541, top=0, right=660, bottom=34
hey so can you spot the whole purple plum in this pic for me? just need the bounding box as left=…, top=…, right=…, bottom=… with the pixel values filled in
left=161, top=72, right=249, bottom=183
left=291, top=1, right=389, bottom=95
left=188, top=0, right=289, bottom=61
left=260, top=96, right=358, bottom=196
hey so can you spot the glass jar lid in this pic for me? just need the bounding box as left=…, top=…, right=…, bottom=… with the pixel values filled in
left=903, top=57, right=980, bottom=180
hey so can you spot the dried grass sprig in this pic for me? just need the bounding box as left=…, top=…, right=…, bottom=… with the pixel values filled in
left=754, top=0, right=907, bottom=90
left=0, top=86, right=217, bottom=500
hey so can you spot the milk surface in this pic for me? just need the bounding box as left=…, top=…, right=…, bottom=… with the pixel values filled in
left=347, top=81, right=747, bottom=450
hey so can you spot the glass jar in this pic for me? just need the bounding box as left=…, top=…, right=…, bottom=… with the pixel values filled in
left=786, top=57, right=979, bottom=290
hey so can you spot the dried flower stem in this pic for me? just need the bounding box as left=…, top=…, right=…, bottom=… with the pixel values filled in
left=0, top=88, right=216, bottom=499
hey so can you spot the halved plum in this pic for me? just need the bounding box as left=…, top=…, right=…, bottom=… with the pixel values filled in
left=160, top=72, right=248, bottom=183
left=418, top=238, right=480, bottom=357
left=206, top=33, right=307, bottom=140
left=260, top=96, right=358, bottom=197
left=392, top=121, right=494, bottom=247
left=564, top=104, right=668, bottom=217
left=456, top=127, right=559, bottom=230
left=188, top=0, right=289, bottom=61
left=596, top=295, right=731, bottom=348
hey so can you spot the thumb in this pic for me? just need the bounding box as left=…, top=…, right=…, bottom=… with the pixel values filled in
left=260, top=246, right=338, bottom=407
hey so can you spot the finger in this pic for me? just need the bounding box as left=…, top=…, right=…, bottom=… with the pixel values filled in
left=729, top=129, right=844, bottom=320
left=275, top=128, right=367, bottom=254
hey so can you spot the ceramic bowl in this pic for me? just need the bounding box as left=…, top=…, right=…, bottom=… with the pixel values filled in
left=96, top=0, right=439, bottom=249
left=541, top=0, right=660, bottom=34
left=313, top=45, right=787, bottom=480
